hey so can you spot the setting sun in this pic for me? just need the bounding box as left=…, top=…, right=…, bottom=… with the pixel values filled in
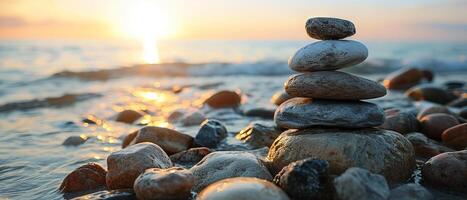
left=119, top=1, right=172, bottom=64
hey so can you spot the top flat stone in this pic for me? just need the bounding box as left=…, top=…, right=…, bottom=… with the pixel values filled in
left=306, top=17, right=355, bottom=40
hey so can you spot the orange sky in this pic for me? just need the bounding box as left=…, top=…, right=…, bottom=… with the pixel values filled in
left=0, top=0, right=466, bottom=41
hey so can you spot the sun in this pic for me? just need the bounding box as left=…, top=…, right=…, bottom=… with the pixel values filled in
left=119, top=1, right=172, bottom=64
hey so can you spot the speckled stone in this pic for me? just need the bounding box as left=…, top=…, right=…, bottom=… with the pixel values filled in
left=285, top=71, right=386, bottom=100
left=305, top=17, right=356, bottom=40
left=288, top=40, right=368, bottom=72
left=274, top=98, right=384, bottom=129
left=267, top=128, right=415, bottom=184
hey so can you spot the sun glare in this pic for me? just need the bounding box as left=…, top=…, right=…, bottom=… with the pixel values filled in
left=120, top=1, right=172, bottom=64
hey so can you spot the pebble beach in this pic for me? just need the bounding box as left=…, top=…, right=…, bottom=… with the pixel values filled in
left=1, top=17, right=467, bottom=200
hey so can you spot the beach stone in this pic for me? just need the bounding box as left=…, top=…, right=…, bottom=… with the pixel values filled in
left=334, top=167, right=390, bottom=200
left=419, top=113, right=459, bottom=140
left=417, top=105, right=452, bottom=120
left=115, top=109, right=143, bottom=124
left=285, top=71, right=386, bottom=100
left=273, top=158, right=332, bottom=200
left=181, top=111, right=206, bottom=126
left=405, top=85, right=457, bottom=104
left=305, top=17, right=355, bottom=40
left=288, top=40, right=368, bottom=72
left=124, top=126, right=193, bottom=155
left=203, top=90, right=241, bottom=108
left=59, top=163, right=107, bottom=193
left=133, top=167, right=194, bottom=200
left=380, top=110, right=418, bottom=134
left=169, top=147, right=212, bottom=168
left=267, top=128, right=415, bottom=183
left=106, top=142, right=172, bottom=189
left=388, top=183, right=433, bottom=200
left=190, top=151, right=272, bottom=192
left=167, top=109, right=185, bottom=123
left=421, top=150, right=467, bottom=191
left=275, top=98, right=384, bottom=129
left=442, top=123, right=467, bottom=150
left=194, top=119, right=227, bottom=148
left=82, top=115, right=103, bottom=125
left=70, top=189, right=136, bottom=200
left=383, top=68, right=433, bottom=90
left=197, top=177, right=289, bottom=200
left=405, top=132, right=454, bottom=158
left=243, top=107, right=275, bottom=119
left=63, top=135, right=88, bottom=146
left=236, top=122, right=282, bottom=148
left=271, top=91, right=292, bottom=106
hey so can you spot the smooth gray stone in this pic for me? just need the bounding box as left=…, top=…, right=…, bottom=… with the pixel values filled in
left=289, top=40, right=368, bottom=72
left=334, top=167, right=390, bottom=200
left=306, top=17, right=356, bottom=40
left=274, top=98, right=384, bottom=129
left=285, top=71, right=386, bottom=100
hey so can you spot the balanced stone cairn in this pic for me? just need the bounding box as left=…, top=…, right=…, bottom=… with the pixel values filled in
left=268, top=17, right=415, bottom=184
left=276, top=17, right=386, bottom=129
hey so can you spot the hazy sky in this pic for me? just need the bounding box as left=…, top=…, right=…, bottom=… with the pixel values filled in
left=0, top=0, right=466, bottom=41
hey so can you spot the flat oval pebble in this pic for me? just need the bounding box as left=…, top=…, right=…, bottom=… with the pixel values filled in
left=197, top=177, right=290, bottom=200
left=289, top=40, right=368, bottom=72
left=285, top=71, right=386, bottom=100
left=305, top=17, right=355, bottom=40
left=275, top=98, right=384, bottom=129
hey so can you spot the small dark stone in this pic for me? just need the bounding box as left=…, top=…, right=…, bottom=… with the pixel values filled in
left=243, top=108, right=275, bottom=119
left=115, top=110, right=143, bottom=124
left=273, top=158, right=332, bottom=200
left=236, top=122, right=282, bottom=148
left=271, top=91, right=292, bottom=106
left=169, top=147, right=212, bottom=168
left=444, top=81, right=465, bottom=90
left=63, top=136, right=88, bottom=146
left=194, top=119, right=227, bottom=148
left=305, top=17, right=355, bottom=40
left=447, top=97, right=467, bottom=108
left=380, top=109, right=419, bottom=134
left=203, top=90, right=241, bottom=108
left=70, top=189, right=136, bottom=200
left=405, top=85, right=457, bottom=105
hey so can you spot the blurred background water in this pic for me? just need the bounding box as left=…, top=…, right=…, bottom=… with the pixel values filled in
left=0, top=39, right=466, bottom=199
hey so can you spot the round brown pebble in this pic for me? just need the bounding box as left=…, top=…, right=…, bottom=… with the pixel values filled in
left=115, top=109, right=143, bottom=124
left=59, top=163, right=107, bottom=193
left=417, top=106, right=452, bottom=120
left=419, top=113, right=459, bottom=140
left=442, top=123, right=467, bottom=150
left=203, top=90, right=241, bottom=108
left=422, top=150, right=467, bottom=191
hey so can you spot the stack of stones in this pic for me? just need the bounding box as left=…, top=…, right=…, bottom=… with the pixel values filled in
left=276, top=17, right=386, bottom=129
left=268, top=17, right=415, bottom=184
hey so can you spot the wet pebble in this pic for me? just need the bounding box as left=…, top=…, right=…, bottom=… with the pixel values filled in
left=181, top=111, right=206, bottom=126
left=133, top=167, right=194, bottom=200
left=123, top=126, right=193, bottom=155
left=383, top=68, right=433, bottom=90
left=405, top=132, right=454, bottom=158
left=194, top=119, right=227, bottom=148
left=388, top=183, right=433, bottom=200
left=442, top=123, right=467, bottom=150
left=288, top=40, right=368, bottom=72
left=271, top=91, right=292, bottom=106
left=421, top=150, right=467, bottom=191
left=70, top=189, right=136, bottom=200
left=275, top=98, right=384, bottom=129
left=243, top=107, right=275, bottom=119
left=106, top=142, right=172, bottom=189
left=203, top=90, right=241, bottom=108
left=447, top=96, right=467, bottom=108
left=267, top=128, right=415, bottom=183
left=334, top=167, right=390, bottom=200
left=59, top=163, right=106, bottom=193
left=419, top=113, right=459, bottom=140
left=285, top=71, right=386, bottom=100
left=235, top=122, right=282, bottom=148
left=62, top=135, right=88, bottom=146
left=380, top=109, right=418, bottom=134
left=190, top=151, right=272, bottom=192
left=417, top=105, right=452, bottom=120
left=305, top=17, right=355, bottom=40
left=197, top=177, right=289, bottom=200
left=273, top=158, right=331, bottom=200
left=169, top=147, right=212, bottom=168
left=405, top=85, right=457, bottom=105
left=115, top=109, right=144, bottom=124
